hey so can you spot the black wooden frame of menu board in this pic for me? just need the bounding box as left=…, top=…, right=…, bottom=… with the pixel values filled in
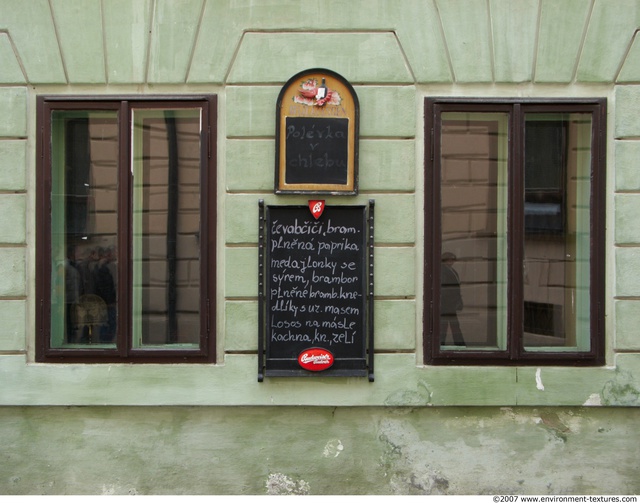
left=258, top=201, right=374, bottom=381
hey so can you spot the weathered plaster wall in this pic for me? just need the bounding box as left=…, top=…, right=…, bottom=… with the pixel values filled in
left=2, top=406, right=639, bottom=495
left=1, top=0, right=640, bottom=494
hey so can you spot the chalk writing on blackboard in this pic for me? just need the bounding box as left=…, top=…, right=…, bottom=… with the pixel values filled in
left=285, top=117, right=349, bottom=185
left=259, top=203, right=374, bottom=379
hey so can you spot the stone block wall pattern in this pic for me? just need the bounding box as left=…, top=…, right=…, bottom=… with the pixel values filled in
left=0, top=0, right=639, bottom=494
left=0, top=0, right=637, bottom=400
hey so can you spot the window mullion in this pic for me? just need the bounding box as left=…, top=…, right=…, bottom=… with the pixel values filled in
left=509, top=104, right=524, bottom=361
left=118, top=100, right=132, bottom=358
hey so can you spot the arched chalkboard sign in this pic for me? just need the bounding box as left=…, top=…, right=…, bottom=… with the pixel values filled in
left=258, top=201, right=374, bottom=380
left=275, top=69, right=359, bottom=195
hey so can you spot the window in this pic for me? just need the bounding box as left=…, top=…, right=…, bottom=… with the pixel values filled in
left=36, top=96, right=217, bottom=363
left=424, top=98, right=605, bottom=365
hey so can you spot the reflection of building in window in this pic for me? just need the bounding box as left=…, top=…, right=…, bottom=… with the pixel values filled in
left=426, top=99, right=605, bottom=365
left=438, top=117, right=502, bottom=349
left=36, top=97, right=217, bottom=363
left=524, top=120, right=566, bottom=235
left=138, top=112, right=202, bottom=346
left=523, top=301, right=564, bottom=346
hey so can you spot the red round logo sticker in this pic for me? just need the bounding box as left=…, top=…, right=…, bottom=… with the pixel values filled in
left=308, top=200, right=325, bottom=220
left=298, top=348, right=334, bottom=371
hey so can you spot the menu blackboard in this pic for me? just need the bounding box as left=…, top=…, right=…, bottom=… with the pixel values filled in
left=275, top=69, right=359, bottom=194
left=258, top=202, right=374, bottom=379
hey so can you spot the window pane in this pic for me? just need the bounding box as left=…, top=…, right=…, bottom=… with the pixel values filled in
left=131, top=109, right=202, bottom=348
left=523, top=113, right=592, bottom=351
left=439, top=113, right=509, bottom=349
left=50, top=111, right=119, bottom=348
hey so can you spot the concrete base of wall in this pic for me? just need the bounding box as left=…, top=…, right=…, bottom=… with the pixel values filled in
left=1, top=406, right=638, bottom=495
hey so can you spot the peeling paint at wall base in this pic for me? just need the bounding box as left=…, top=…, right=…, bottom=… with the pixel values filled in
left=266, top=473, right=310, bottom=495
left=601, top=370, right=640, bottom=406
left=1, top=406, right=639, bottom=494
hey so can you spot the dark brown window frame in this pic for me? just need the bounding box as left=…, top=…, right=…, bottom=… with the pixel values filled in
left=36, top=95, right=217, bottom=363
left=424, top=97, right=606, bottom=366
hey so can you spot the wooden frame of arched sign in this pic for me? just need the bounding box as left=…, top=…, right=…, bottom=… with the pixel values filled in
left=275, top=69, right=359, bottom=195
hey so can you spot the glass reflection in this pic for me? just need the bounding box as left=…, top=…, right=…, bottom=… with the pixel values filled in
left=50, top=111, right=119, bottom=348
left=439, top=113, right=509, bottom=349
left=523, top=113, right=592, bottom=351
left=131, top=109, right=202, bottom=348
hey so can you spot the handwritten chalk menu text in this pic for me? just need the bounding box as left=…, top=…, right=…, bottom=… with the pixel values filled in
left=275, top=69, right=359, bottom=194
left=259, top=203, right=374, bottom=379
left=285, top=117, right=349, bottom=185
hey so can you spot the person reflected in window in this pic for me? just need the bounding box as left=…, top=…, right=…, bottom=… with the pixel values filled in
left=64, top=246, right=81, bottom=343
left=94, top=246, right=117, bottom=343
left=440, top=252, right=465, bottom=346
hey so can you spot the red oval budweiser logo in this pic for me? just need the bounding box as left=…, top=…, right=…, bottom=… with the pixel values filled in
left=298, top=348, right=334, bottom=371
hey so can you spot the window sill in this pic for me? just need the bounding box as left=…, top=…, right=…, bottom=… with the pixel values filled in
left=2, top=353, right=638, bottom=407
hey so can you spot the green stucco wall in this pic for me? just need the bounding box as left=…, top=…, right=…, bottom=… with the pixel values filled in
left=1, top=0, right=640, bottom=494
left=2, top=406, right=640, bottom=495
